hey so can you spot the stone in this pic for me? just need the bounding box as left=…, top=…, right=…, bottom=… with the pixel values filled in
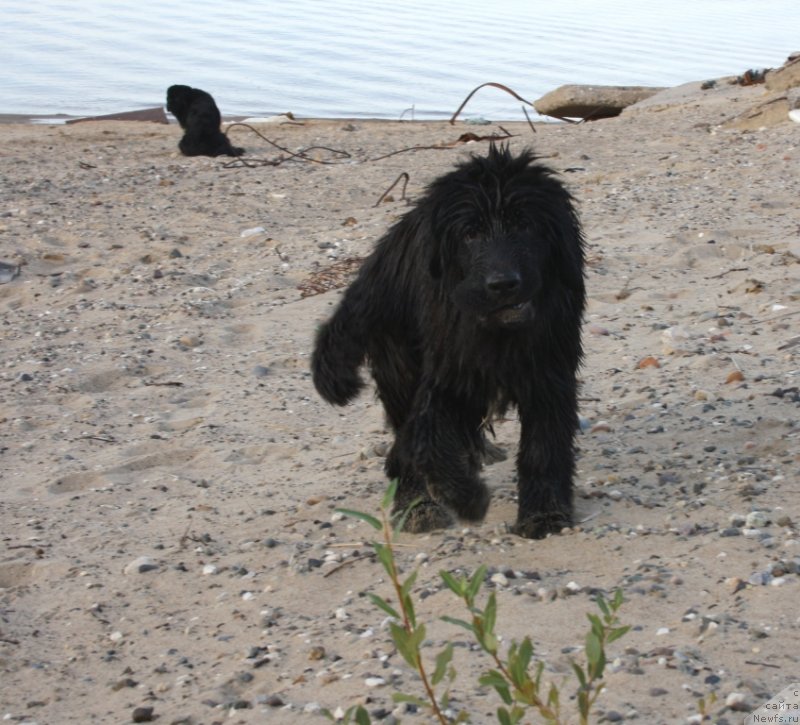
left=533, top=84, right=665, bottom=120
left=132, top=706, right=155, bottom=723
left=765, top=53, right=800, bottom=92
left=124, top=556, right=159, bottom=575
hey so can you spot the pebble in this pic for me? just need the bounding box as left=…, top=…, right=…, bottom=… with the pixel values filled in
left=745, top=511, right=769, bottom=529
left=564, top=581, right=582, bottom=595
left=124, top=557, right=159, bottom=575
left=490, top=572, right=509, bottom=587
left=724, top=692, right=750, bottom=711
left=240, top=226, right=266, bottom=238
left=637, top=355, right=661, bottom=369
left=365, top=676, right=386, bottom=688
left=253, top=365, right=270, bottom=378
left=263, top=694, right=284, bottom=707
left=202, top=564, right=218, bottom=575
left=132, top=706, right=155, bottom=723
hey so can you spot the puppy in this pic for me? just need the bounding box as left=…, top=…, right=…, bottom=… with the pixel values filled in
left=166, top=84, right=243, bottom=157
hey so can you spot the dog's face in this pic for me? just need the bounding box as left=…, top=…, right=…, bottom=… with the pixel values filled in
left=427, top=146, right=580, bottom=331
left=449, top=224, right=543, bottom=329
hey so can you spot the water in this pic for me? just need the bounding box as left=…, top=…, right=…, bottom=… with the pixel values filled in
left=1, top=0, right=797, bottom=120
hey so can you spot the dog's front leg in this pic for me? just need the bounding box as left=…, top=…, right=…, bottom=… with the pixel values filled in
left=411, top=388, right=491, bottom=524
left=387, top=424, right=455, bottom=533
left=512, top=394, right=577, bottom=539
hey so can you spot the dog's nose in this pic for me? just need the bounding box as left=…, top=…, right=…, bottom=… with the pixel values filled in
left=485, top=271, right=521, bottom=296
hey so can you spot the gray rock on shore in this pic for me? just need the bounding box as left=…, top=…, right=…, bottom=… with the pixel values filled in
left=533, top=84, right=665, bottom=120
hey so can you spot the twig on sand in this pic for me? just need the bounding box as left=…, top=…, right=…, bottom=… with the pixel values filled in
left=448, top=82, right=535, bottom=124
left=222, top=123, right=351, bottom=167
left=368, top=129, right=516, bottom=163
left=374, top=172, right=410, bottom=206
left=322, top=554, right=371, bottom=578
left=522, top=106, right=538, bottom=134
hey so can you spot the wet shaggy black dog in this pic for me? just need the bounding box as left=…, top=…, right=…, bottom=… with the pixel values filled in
left=312, top=145, right=585, bottom=538
left=166, top=84, right=244, bottom=157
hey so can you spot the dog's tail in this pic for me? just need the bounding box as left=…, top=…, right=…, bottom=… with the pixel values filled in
left=311, top=293, right=368, bottom=406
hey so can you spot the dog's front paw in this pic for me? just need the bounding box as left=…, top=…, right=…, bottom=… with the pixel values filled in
left=397, top=500, right=454, bottom=533
left=428, top=477, right=491, bottom=523
left=511, top=509, right=572, bottom=539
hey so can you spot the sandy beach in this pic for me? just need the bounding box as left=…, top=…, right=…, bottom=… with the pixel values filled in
left=1, top=77, right=799, bottom=724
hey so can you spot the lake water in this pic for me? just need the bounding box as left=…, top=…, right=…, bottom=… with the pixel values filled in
left=1, top=0, right=797, bottom=121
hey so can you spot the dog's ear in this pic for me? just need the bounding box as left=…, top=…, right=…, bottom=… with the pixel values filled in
left=429, top=246, right=443, bottom=278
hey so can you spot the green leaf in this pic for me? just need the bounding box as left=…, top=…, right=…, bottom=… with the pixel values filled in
left=586, top=613, right=604, bottom=639
left=441, top=615, right=476, bottom=634
left=439, top=569, right=464, bottom=596
left=517, top=636, right=534, bottom=673
left=484, top=592, right=497, bottom=636
left=467, top=565, right=487, bottom=603
left=595, top=593, right=610, bottom=618
left=607, top=625, right=631, bottom=644
left=400, top=570, right=419, bottom=600
left=391, top=496, right=423, bottom=536
left=382, top=479, right=398, bottom=509
left=612, top=589, right=624, bottom=610
left=509, top=638, right=533, bottom=689
left=373, top=543, right=395, bottom=576
left=390, top=622, right=419, bottom=669
left=367, top=593, right=400, bottom=620
left=497, top=706, right=513, bottom=725
left=585, top=631, right=602, bottom=668
left=354, top=705, right=372, bottom=725
left=585, top=631, right=605, bottom=680
left=391, top=692, right=429, bottom=708
left=432, top=643, right=454, bottom=686
left=336, top=508, right=382, bottom=531
left=480, top=630, right=498, bottom=655
left=547, top=682, right=560, bottom=709
left=571, top=661, right=588, bottom=689
left=403, top=592, right=417, bottom=629
left=478, top=669, right=507, bottom=690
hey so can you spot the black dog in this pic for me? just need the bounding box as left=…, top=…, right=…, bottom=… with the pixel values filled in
left=166, top=84, right=244, bottom=157
left=312, top=145, right=585, bottom=538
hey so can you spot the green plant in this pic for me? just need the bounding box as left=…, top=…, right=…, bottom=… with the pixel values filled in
left=322, top=482, right=629, bottom=724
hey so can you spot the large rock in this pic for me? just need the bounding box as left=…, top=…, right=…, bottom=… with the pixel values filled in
left=533, top=84, right=666, bottom=120
left=765, top=52, right=800, bottom=92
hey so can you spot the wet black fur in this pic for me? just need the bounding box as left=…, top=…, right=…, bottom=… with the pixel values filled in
left=166, top=84, right=244, bottom=157
left=312, top=145, right=586, bottom=538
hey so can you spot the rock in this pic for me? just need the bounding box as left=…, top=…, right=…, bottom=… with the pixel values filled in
left=724, top=692, right=751, bottom=711
left=490, top=572, right=509, bottom=587
left=124, top=556, right=159, bottom=575
left=132, top=706, right=155, bottom=722
left=765, top=53, right=800, bottom=92
left=533, top=84, right=665, bottom=120
left=745, top=511, right=769, bottom=529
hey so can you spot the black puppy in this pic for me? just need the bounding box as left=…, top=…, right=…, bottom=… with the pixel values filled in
left=312, top=145, right=586, bottom=538
left=166, top=84, right=243, bottom=157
